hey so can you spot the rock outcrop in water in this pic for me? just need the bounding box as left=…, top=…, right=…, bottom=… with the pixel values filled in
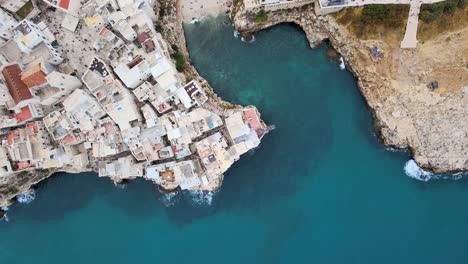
left=233, top=4, right=467, bottom=174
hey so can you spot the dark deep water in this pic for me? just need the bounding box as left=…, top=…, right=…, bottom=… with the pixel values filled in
left=1, top=17, right=468, bottom=264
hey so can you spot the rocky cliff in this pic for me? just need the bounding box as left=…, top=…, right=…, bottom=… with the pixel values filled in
left=233, top=4, right=467, bottom=173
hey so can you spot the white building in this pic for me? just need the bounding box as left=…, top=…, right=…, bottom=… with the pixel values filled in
left=98, top=156, right=143, bottom=180
left=62, top=89, right=107, bottom=133
left=21, top=62, right=82, bottom=106
left=0, top=147, right=13, bottom=177
left=0, top=103, right=44, bottom=129
left=13, top=20, right=63, bottom=65
left=41, top=0, right=82, bottom=15
left=0, top=8, right=17, bottom=40
left=82, top=57, right=142, bottom=130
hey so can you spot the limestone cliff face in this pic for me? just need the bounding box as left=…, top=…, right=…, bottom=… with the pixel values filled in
left=233, top=5, right=467, bottom=173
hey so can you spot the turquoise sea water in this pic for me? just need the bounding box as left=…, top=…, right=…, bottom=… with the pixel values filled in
left=1, top=17, right=468, bottom=264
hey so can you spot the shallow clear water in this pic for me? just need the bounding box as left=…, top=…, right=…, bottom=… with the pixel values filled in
left=1, top=17, right=468, bottom=264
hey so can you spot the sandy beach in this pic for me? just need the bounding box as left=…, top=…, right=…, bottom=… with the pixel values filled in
left=181, top=0, right=231, bottom=23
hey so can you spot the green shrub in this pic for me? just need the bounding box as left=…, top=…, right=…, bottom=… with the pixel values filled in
left=155, top=24, right=163, bottom=32
left=431, top=2, right=446, bottom=16
left=420, top=0, right=465, bottom=23
left=362, top=5, right=405, bottom=21
left=361, top=5, right=407, bottom=28
left=420, top=10, right=437, bottom=22
left=444, top=0, right=458, bottom=13
left=253, top=9, right=268, bottom=23
left=171, top=52, right=185, bottom=72
left=362, top=5, right=391, bottom=21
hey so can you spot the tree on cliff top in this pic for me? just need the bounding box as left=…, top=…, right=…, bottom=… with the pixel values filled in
left=420, top=0, right=465, bottom=23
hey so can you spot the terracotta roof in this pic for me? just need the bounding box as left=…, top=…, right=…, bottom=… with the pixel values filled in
left=144, top=41, right=155, bottom=52
left=7, top=130, right=19, bottom=145
left=137, top=32, right=149, bottom=43
left=26, top=122, right=39, bottom=134
left=16, top=161, right=36, bottom=171
left=99, top=27, right=109, bottom=37
left=243, top=108, right=263, bottom=136
left=21, top=63, right=47, bottom=89
left=59, top=0, right=70, bottom=9
left=15, top=106, right=33, bottom=123
left=1, top=64, right=32, bottom=104
left=127, top=56, right=143, bottom=69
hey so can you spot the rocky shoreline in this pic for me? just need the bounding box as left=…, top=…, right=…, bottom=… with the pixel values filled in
left=232, top=4, right=467, bottom=174
left=0, top=170, right=55, bottom=207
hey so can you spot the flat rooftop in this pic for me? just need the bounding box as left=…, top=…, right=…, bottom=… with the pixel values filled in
left=89, top=57, right=110, bottom=78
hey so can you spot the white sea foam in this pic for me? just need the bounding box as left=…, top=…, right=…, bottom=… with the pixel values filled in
left=404, top=160, right=432, bottom=181
left=187, top=190, right=216, bottom=206
left=385, top=147, right=405, bottom=153
left=0, top=213, right=8, bottom=222
left=1, top=207, right=8, bottom=222
left=241, top=35, right=256, bottom=43
left=233, top=30, right=240, bottom=38
left=339, top=57, right=346, bottom=70
left=453, top=172, right=464, bottom=180
left=159, top=191, right=179, bottom=207
left=190, top=18, right=201, bottom=24
left=114, top=182, right=127, bottom=189
left=404, top=160, right=468, bottom=181
left=16, top=189, right=36, bottom=204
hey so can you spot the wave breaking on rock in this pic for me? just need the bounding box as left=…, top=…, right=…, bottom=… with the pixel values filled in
left=404, top=160, right=432, bottom=181
left=187, top=190, right=216, bottom=206
left=339, top=57, right=345, bottom=70
left=241, top=35, right=256, bottom=43
left=159, top=191, right=180, bottom=207
left=0, top=206, right=9, bottom=222
left=16, top=190, right=36, bottom=204
left=404, top=160, right=468, bottom=181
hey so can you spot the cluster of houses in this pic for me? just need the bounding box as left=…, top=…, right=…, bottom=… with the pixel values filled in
left=0, top=0, right=267, bottom=191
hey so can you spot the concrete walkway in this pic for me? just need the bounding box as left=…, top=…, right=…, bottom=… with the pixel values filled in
left=401, top=1, right=421, bottom=49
